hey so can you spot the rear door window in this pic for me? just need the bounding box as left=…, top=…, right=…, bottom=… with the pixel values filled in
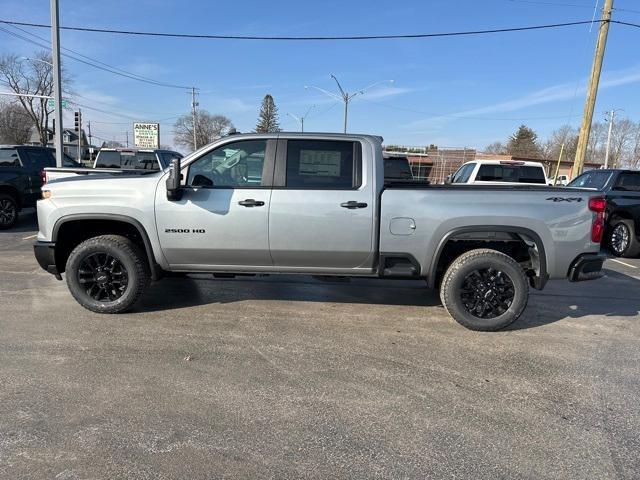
left=614, top=173, right=640, bottom=192
left=285, top=140, right=361, bottom=189
left=0, top=149, right=20, bottom=167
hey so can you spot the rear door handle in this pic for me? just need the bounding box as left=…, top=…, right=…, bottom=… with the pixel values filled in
left=340, top=201, right=368, bottom=209
left=238, top=199, right=265, bottom=207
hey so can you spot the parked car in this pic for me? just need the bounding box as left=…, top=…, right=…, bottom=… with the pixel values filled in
left=555, top=174, right=570, bottom=186
left=0, top=145, right=82, bottom=229
left=447, top=159, right=551, bottom=186
left=568, top=169, right=640, bottom=257
left=36, top=132, right=606, bottom=331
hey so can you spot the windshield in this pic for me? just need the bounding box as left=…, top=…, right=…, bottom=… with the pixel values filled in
left=568, top=171, right=612, bottom=189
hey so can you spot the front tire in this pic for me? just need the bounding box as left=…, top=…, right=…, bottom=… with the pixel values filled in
left=0, top=193, right=18, bottom=230
left=439, top=249, right=529, bottom=331
left=608, top=219, right=640, bottom=258
left=65, top=235, right=150, bottom=313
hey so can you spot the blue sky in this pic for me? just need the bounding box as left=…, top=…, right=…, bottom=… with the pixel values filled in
left=1, top=0, right=639, bottom=151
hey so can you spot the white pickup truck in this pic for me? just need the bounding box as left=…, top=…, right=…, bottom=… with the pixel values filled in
left=447, top=159, right=552, bottom=186
left=35, top=132, right=606, bottom=331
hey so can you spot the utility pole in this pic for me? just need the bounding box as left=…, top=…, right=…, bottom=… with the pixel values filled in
left=191, top=87, right=199, bottom=150
left=126, top=131, right=129, bottom=148
left=77, top=109, right=82, bottom=162
left=573, top=0, right=614, bottom=178
left=50, top=0, right=64, bottom=167
left=87, top=121, right=92, bottom=161
left=306, top=75, right=393, bottom=133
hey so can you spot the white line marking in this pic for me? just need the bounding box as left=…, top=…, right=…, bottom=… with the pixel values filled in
left=21, top=234, right=37, bottom=240
left=610, top=259, right=638, bottom=269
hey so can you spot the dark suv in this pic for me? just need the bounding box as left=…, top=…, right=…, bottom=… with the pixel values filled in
left=0, top=145, right=82, bottom=229
left=568, top=169, right=640, bottom=257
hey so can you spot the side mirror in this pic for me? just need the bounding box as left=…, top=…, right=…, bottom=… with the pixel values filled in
left=444, top=174, right=453, bottom=184
left=166, top=158, right=183, bottom=201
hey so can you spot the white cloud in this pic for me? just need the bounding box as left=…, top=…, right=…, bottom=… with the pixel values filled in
left=404, top=65, right=640, bottom=132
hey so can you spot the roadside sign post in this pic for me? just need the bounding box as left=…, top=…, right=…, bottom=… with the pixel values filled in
left=133, top=122, right=160, bottom=149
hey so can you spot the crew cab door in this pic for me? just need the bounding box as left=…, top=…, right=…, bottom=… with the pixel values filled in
left=268, top=138, right=375, bottom=272
left=155, top=139, right=275, bottom=269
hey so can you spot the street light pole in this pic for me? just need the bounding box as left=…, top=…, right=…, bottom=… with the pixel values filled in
left=191, top=87, right=199, bottom=151
left=50, top=0, right=64, bottom=167
left=604, top=109, right=623, bottom=169
left=287, top=105, right=315, bottom=132
left=306, top=75, right=394, bottom=133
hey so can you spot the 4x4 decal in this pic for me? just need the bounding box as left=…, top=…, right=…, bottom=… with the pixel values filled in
left=546, top=197, right=583, bottom=203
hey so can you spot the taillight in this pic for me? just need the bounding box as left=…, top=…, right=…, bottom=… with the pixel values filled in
left=588, top=196, right=606, bottom=243
left=40, top=169, right=47, bottom=185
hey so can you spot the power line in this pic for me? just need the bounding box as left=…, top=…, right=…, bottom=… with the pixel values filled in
left=0, top=18, right=614, bottom=41
left=613, top=19, right=640, bottom=28
left=7, top=23, right=192, bottom=88
left=0, top=25, right=192, bottom=89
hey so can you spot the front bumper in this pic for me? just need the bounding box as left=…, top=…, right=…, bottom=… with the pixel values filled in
left=568, top=253, right=606, bottom=282
left=34, top=241, right=61, bottom=280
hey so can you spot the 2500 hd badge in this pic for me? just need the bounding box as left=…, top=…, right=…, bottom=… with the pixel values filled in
left=165, top=228, right=206, bottom=233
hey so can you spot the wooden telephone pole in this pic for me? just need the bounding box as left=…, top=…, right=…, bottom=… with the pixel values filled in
left=573, top=0, right=614, bottom=177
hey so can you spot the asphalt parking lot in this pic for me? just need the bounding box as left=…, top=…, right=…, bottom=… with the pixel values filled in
left=1, top=209, right=639, bottom=479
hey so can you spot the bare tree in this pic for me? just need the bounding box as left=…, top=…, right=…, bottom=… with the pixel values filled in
left=483, top=141, right=506, bottom=155
left=586, top=121, right=606, bottom=164
left=173, top=110, right=233, bottom=151
left=0, top=51, right=71, bottom=146
left=610, top=118, right=635, bottom=168
left=627, top=123, right=640, bottom=169
left=542, top=125, right=578, bottom=161
left=0, top=100, right=32, bottom=144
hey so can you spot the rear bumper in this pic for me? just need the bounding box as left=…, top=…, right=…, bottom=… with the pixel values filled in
left=34, top=241, right=61, bottom=280
left=568, top=253, right=606, bottom=282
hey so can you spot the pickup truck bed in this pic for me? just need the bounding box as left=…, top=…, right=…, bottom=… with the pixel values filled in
left=34, top=132, right=605, bottom=331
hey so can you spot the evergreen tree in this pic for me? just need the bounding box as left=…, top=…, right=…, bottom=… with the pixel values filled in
left=255, top=94, right=281, bottom=133
left=507, top=124, right=542, bottom=159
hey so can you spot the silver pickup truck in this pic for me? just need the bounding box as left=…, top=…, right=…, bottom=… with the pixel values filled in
left=34, top=132, right=606, bottom=331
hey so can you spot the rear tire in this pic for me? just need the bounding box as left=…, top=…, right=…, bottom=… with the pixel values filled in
left=65, top=235, right=150, bottom=313
left=0, top=193, right=18, bottom=230
left=439, top=248, right=529, bottom=331
left=608, top=218, right=640, bottom=258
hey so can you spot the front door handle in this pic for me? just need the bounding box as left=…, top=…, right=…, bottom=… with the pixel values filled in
left=238, top=199, right=265, bottom=207
left=340, top=201, right=368, bottom=209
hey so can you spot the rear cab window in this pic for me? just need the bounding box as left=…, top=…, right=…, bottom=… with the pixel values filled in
left=452, top=163, right=475, bottom=183
left=568, top=171, right=612, bottom=190
left=285, top=140, right=361, bottom=189
left=476, top=164, right=546, bottom=184
left=22, top=148, right=55, bottom=170
left=95, top=150, right=160, bottom=170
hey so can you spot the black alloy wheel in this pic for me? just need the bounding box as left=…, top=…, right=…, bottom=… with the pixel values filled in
left=459, top=267, right=515, bottom=319
left=610, top=222, right=630, bottom=256
left=78, top=252, right=129, bottom=301
left=0, top=196, right=17, bottom=229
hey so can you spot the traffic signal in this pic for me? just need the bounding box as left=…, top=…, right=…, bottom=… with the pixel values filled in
left=74, top=111, right=81, bottom=131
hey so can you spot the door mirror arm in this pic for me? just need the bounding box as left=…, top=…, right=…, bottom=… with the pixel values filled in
left=166, top=158, right=184, bottom=201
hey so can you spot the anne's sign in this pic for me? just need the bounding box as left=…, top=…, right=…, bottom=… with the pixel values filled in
left=133, top=122, right=160, bottom=148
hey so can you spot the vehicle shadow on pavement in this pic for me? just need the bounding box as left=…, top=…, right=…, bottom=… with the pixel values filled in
left=135, top=270, right=640, bottom=331
left=507, top=269, right=640, bottom=330
left=136, top=275, right=441, bottom=313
